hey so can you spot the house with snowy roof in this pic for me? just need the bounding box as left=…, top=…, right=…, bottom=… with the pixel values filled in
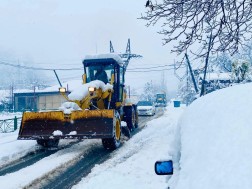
left=13, top=79, right=82, bottom=112
left=198, top=72, right=233, bottom=93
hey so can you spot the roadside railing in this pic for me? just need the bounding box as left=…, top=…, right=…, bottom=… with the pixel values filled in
left=0, top=117, right=22, bottom=133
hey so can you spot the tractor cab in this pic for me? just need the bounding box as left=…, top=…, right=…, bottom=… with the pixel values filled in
left=83, top=55, right=125, bottom=108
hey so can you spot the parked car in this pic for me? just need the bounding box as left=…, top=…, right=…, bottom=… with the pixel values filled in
left=137, top=101, right=156, bottom=116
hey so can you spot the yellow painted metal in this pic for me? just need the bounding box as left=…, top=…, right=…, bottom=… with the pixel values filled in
left=101, top=89, right=112, bottom=99
left=82, top=74, right=87, bottom=84
left=115, top=117, right=120, bottom=140
left=22, top=109, right=114, bottom=128
left=123, top=90, right=127, bottom=103
left=21, top=111, right=64, bottom=129
left=110, top=74, right=115, bottom=85
left=70, top=109, right=114, bottom=120
left=116, top=102, right=122, bottom=108
left=22, top=111, right=64, bottom=122
left=97, top=99, right=105, bottom=109
left=107, top=74, right=115, bottom=105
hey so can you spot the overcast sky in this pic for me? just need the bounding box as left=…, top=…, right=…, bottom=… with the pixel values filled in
left=0, top=0, right=185, bottom=93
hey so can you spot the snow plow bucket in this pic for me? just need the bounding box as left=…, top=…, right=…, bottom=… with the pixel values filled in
left=18, top=110, right=115, bottom=140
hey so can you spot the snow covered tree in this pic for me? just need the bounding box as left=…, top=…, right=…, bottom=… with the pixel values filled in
left=0, top=63, right=47, bottom=90
left=209, top=53, right=232, bottom=72
left=140, top=81, right=159, bottom=102
left=177, top=75, right=197, bottom=105
left=238, top=41, right=252, bottom=65
left=231, top=59, right=251, bottom=82
left=142, top=0, right=252, bottom=57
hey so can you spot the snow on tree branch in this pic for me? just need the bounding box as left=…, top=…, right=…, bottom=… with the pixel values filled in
left=141, top=0, right=252, bottom=57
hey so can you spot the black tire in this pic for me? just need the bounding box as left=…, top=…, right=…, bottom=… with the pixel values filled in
left=127, top=107, right=137, bottom=131
left=122, top=126, right=131, bottom=138
left=37, top=139, right=59, bottom=148
left=134, top=106, right=139, bottom=129
left=102, top=112, right=121, bottom=150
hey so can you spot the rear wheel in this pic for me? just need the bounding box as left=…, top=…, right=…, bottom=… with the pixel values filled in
left=134, top=106, right=139, bottom=129
left=127, top=106, right=138, bottom=131
left=102, top=112, right=121, bottom=150
left=37, top=139, right=59, bottom=148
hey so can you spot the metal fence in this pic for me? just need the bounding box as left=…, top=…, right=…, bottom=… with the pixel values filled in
left=0, top=117, right=22, bottom=133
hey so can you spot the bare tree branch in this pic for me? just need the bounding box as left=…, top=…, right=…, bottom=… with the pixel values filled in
left=140, top=0, right=252, bottom=57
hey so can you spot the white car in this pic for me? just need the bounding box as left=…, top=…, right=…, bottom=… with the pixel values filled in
left=137, top=101, right=156, bottom=116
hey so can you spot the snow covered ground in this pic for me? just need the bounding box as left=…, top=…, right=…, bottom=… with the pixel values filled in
left=73, top=105, right=184, bottom=189
left=1, top=83, right=251, bottom=189
left=168, top=83, right=252, bottom=189
left=0, top=104, right=184, bottom=189
left=0, top=112, right=22, bottom=120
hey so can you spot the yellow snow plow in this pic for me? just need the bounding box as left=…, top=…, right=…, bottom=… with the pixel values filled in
left=18, top=55, right=138, bottom=150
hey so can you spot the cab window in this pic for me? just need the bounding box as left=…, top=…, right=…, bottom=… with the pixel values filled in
left=86, top=64, right=114, bottom=84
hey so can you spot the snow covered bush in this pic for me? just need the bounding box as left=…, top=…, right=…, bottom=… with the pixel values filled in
left=231, top=59, right=251, bottom=82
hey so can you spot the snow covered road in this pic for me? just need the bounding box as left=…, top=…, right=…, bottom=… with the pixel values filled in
left=0, top=105, right=184, bottom=189
left=73, top=105, right=184, bottom=189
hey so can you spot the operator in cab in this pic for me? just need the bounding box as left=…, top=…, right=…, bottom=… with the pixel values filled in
left=95, top=67, right=108, bottom=84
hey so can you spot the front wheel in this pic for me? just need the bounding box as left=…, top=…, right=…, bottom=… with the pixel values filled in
left=102, top=112, right=121, bottom=150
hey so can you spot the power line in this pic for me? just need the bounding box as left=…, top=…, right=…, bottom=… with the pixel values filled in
left=127, top=64, right=174, bottom=70
left=1, top=59, right=183, bottom=73
left=0, top=61, right=82, bottom=71
left=1, top=60, right=181, bottom=72
left=127, top=68, right=174, bottom=72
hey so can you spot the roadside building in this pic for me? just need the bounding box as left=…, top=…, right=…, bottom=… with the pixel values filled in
left=14, top=79, right=81, bottom=112
left=198, top=72, right=233, bottom=93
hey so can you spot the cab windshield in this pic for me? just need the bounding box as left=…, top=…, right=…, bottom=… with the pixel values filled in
left=157, top=94, right=165, bottom=98
left=85, top=64, right=114, bottom=84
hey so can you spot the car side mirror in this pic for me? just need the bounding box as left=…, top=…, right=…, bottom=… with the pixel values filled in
left=154, top=160, right=173, bottom=175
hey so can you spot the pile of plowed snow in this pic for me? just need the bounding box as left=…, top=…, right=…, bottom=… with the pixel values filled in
left=170, top=83, right=252, bottom=189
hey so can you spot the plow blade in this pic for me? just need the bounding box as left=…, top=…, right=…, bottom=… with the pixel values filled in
left=18, top=110, right=115, bottom=140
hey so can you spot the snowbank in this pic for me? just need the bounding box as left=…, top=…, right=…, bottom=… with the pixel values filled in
left=73, top=106, right=184, bottom=189
left=0, top=130, right=37, bottom=167
left=171, top=83, right=252, bottom=189
left=68, top=80, right=113, bottom=101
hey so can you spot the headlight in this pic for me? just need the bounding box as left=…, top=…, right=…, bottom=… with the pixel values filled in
left=59, top=87, right=66, bottom=93
left=88, top=87, right=96, bottom=92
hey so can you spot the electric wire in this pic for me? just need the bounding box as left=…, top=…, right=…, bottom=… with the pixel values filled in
left=1, top=60, right=178, bottom=73
left=0, top=61, right=82, bottom=71
left=127, top=64, right=174, bottom=70
left=127, top=68, right=174, bottom=72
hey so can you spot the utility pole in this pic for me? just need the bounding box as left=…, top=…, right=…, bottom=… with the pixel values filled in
left=10, top=85, right=14, bottom=112
left=110, top=41, right=114, bottom=53
left=109, top=39, right=142, bottom=69
left=161, top=70, right=165, bottom=90
left=53, top=70, right=62, bottom=87
left=185, top=53, right=199, bottom=93
left=200, top=32, right=212, bottom=97
left=186, top=62, right=189, bottom=105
